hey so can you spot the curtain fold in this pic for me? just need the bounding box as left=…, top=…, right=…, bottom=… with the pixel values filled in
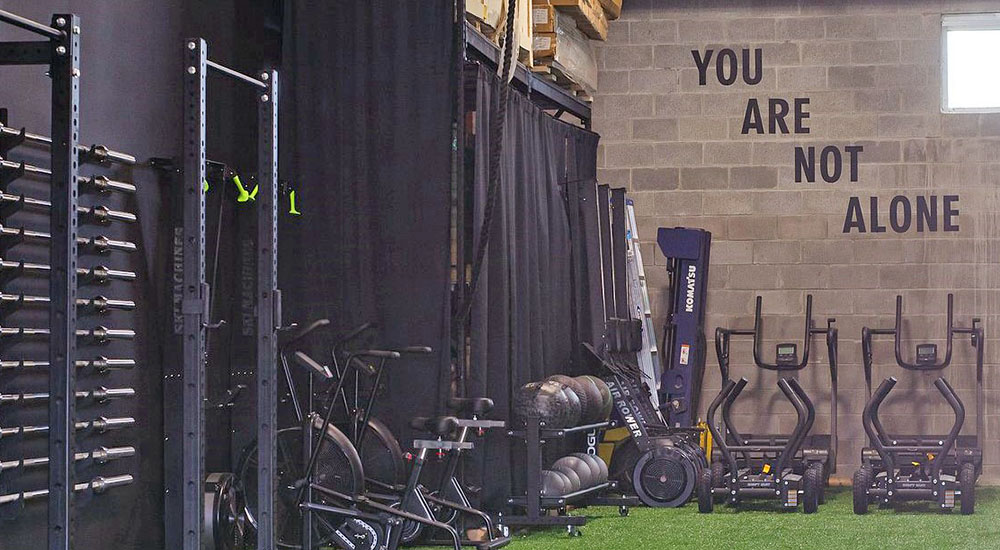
left=465, top=63, right=600, bottom=508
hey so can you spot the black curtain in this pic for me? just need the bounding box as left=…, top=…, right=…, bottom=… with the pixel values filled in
left=278, top=1, right=455, bottom=442
left=464, top=64, right=599, bottom=509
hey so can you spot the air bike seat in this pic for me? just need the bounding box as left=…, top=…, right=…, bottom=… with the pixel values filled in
left=699, top=294, right=838, bottom=514
left=854, top=294, right=984, bottom=515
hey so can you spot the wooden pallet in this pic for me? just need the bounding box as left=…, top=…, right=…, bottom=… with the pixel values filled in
left=598, top=0, right=622, bottom=20
left=549, top=0, right=608, bottom=40
left=532, top=59, right=594, bottom=103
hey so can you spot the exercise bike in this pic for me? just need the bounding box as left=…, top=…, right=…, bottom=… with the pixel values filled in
left=853, top=294, right=983, bottom=515
left=700, top=295, right=838, bottom=514
left=337, top=343, right=510, bottom=548
left=237, top=319, right=464, bottom=550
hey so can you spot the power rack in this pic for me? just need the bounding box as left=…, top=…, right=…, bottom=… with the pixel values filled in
left=165, top=38, right=280, bottom=550
left=0, top=9, right=139, bottom=548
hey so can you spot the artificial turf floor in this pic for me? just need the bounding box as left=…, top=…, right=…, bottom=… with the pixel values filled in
left=505, top=488, right=1000, bottom=550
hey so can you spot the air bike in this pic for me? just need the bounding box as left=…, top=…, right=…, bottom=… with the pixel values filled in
left=854, top=294, right=984, bottom=515
left=700, top=295, right=838, bottom=514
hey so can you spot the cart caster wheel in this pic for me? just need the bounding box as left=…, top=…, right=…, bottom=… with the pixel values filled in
left=619, top=505, right=629, bottom=517
left=567, top=525, right=581, bottom=537
left=960, top=462, right=976, bottom=515
left=853, top=467, right=872, bottom=515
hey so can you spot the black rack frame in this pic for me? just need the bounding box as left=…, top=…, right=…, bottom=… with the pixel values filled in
left=174, top=38, right=279, bottom=550
left=0, top=10, right=80, bottom=549
left=504, top=417, right=617, bottom=529
left=464, top=21, right=591, bottom=126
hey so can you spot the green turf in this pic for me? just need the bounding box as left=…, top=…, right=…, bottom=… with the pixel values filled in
left=504, top=488, right=1000, bottom=550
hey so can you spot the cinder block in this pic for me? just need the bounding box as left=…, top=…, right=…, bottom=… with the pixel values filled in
left=801, top=239, right=852, bottom=263
left=825, top=16, right=877, bottom=40
left=876, top=164, right=929, bottom=189
left=677, top=116, right=728, bottom=140
left=756, top=290, right=805, bottom=314
left=853, top=240, right=905, bottom=264
left=593, top=93, right=653, bottom=117
left=761, top=41, right=801, bottom=66
left=981, top=115, right=1000, bottom=136
left=813, top=115, right=878, bottom=138
left=751, top=141, right=792, bottom=165
left=654, top=93, right=702, bottom=116
left=632, top=190, right=702, bottom=217
left=597, top=168, right=631, bottom=188
left=873, top=14, right=933, bottom=40
left=801, top=41, right=851, bottom=66
left=775, top=17, right=825, bottom=40
left=875, top=64, right=931, bottom=88
left=631, top=68, right=681, bottom=94
left=704, top=142, right=752, bottom=164
left=680, top=166, right=728, bottom=189
left=707, top=289, right=756, bottom=315
left=653, top=44, right=698, bottom=68
left=596, top=70, right=630, bottom=94
left=804, top=90, right=855, bottom=114
left=676, top=19, right=727, bottom=42
left=630, top=20, right=679, bottom=44
left=776, top=215, right=828, bottom=239
left=829, top=264, right=879, bottom=289
left=853, top=140, right=902, bottom=163
left=701, top=190, right=754, bottom=215
left=726, top=18, right=776, bottom=41
left=600, top=45, right=655, bottom=69
left=850, top=40, right=901, bottom=65
left=652, top=142, right=704, bottom=166
left=854, top=89, right=900, bottom=112
left=731, top=166, right=778, bottom=189
left=776, top=66, right=828, bottom=91
left=828, top=65, right=876, bottom=89
left=751, top=190, right=803, bottom=215
left=592, top=117, right=631, bottom=141
left=879, top=264, right=930, bottom=288
left=877, top=114, right=940, bottom=138
left=702, top=92, right=756, bottom=116
left=712, top=240, right=754, bottom=264
left=631, top=167, right=679, bottom=191
left=727, top=217, right=777, bottom=240
left=632, top=118, right=678, bottom=141
left=604, top=142, right=658, bottom=168
left=726, top=264, right=781, bottom=290
left=942, top=114, right=981, bottom=137
left=753, top=240, right=801, bottom=264
left=900, top=86, right=940, bottom=113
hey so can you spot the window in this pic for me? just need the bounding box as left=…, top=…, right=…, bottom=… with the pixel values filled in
left=942, top=14, right=1000, bottom=112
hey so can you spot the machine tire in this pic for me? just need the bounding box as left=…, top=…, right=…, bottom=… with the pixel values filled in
left=696, top=468, right=713, bottom=513
left=960, top=462, right=976, bottom=515
left=802, top=467, right=821, bottom=514
left=632, top=442, right=698, bottom=508
left=809, top=463, right=826, bottom=505
left=852, top=467, right=872, bottom=515
left=710, top=461, right=726, bottom=503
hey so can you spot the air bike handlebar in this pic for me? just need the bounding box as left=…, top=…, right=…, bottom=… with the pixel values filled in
left=280, top=318, right=331, bottom=350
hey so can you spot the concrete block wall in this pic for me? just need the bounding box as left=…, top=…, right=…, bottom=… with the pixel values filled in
left=594, top=0, right=1000, bottom=479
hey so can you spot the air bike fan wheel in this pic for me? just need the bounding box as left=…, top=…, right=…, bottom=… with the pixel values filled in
left=204, top=472, right=246, bottom=550
left=237, top=422, right=366, bottom=549
left=626, top=439, right=700, bottom=508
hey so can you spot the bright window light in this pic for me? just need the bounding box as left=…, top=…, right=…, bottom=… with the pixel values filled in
left=942, top=14, right=1000, bottom=112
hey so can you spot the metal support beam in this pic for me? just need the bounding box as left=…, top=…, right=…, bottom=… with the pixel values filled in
left=47, top=13, right=79, bottom=550
left=181, top=37, right=208, bottom=550
left=256, top=67, right=279, bottom=550
left=0, top=41, right=52, bottom=65
left=464, top=21, right=590, bottom=124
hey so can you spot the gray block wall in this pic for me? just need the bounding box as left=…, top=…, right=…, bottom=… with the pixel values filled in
left=593, top=0, right=1000, bottom=480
